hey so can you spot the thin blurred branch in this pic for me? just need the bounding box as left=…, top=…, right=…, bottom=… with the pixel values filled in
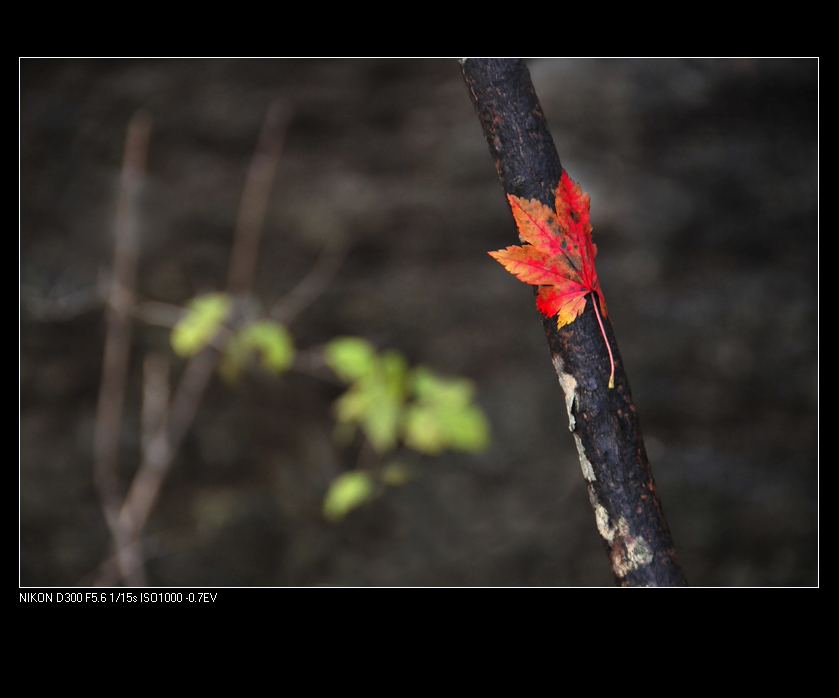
left=92, top=99, right=292, bottom=586
left=270, top=231, right=348, bottom=326
left=141, top=353, right=169, bottom=457
left=227, top=98, right=292, bottom=295
left=117, top=345, right=216, bottom=540
left=135, top=300, right=187, bottom=328
left=92, top=110, right=151, bottom=586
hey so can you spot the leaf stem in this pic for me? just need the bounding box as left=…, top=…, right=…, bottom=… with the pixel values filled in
left=591, top=294, right=615, bottom=389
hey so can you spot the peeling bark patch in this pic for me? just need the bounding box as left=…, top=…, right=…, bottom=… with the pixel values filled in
left=553, top=354, right=596, bottom=482
left=611, top=518, right=654, bottom=579
left=574, top=434, right=596, bottom=482
left=589, top=497, right=655, bottom=580
left=592, top=496, right=613, bottom=542
left=552, top=355, right=577, bottom=432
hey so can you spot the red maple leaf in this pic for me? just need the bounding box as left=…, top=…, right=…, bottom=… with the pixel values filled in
left=489, top=170, right=615, bottom=388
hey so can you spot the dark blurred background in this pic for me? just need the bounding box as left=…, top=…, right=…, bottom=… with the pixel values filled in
left=20, top=58, right=818, bottom=587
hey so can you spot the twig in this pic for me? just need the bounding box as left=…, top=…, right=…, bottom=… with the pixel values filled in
left=227, top=98, right=292, bottom=295
left=141, top=353, right=169, bottom=458
left=95, top=98, right=291, bottom=585
left=92, top=110, right=152, bottom=585
left=461, top=58, right=686, bottom=586
left=118, top=345, right=216, bottom=538
left=270, top=232, right=348, bottom=326
left=135, top=300, right=188, bottom=329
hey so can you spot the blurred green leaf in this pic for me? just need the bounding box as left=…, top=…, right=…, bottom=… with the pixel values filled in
left=403, top=367, right=490, bottom=454
left=325, top=340, right=490, bottom=457
left=380, top=460, right=415, bottom=486
left=329, top=340, right=408, bottom=454
left=324, top=336, right=378, bottom=382
left=220, top=319, right=295, bottom=383
left=244, top=321, right=295, bottom=373
left=246, top=320, right=294, bottom=372
left=171, top=292, right=231, bottom=357
left=323, top=471, right=377, bottom=521
left=411, top=366, right=475, bottom=404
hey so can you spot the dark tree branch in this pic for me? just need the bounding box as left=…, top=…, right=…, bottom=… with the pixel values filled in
left=461, top=58, right=686, bottom=586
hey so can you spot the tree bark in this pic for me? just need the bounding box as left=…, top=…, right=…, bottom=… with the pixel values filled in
left=461, top=58, right=686, bottom=586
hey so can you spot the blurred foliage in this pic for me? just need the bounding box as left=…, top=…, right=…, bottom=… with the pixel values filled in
left=325, top=337, right=408, bottom=454
left=171, top=292, right=231, bottom=357
left=170, top=292, right=295, bottom=383
left=404, top=366, right=490, bottom=455
left=220, top=319, right=295, bottom=383
left=322, top=471, right=377, bottom=522
left=323, top=336, right=491, bottom=520
left=325, top=336, right=490, bottom=457
left=171, top=309, right=490, bottom=523
left=322, top=462, right=417, bottom=521
left=379, top=461, right=415, bottom=487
